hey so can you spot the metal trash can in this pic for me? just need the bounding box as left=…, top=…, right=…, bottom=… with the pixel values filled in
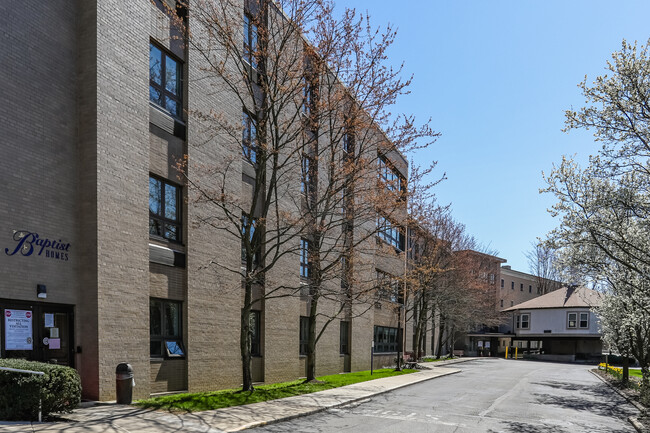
left=115, top=363, right=134, bottom=404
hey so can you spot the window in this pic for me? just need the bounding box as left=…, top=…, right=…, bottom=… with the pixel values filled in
left=343, top=131, right=353, bottom=156
left=250, top=310, right=261, bottom=356
left=376, top=270, right=400, bottom=303
left=529, top=285, right=532, bottom=293
left=300, top=238, right=310, bottom=278
left=299, top=316, right=309, bottom=355
left=243, top=14, right=258, bottom=69
left=149, top=176, right=181, bottom=242
left=511, top=281, right=514, bottom=290
left=301, top=155, right=312, bottom=196
left=377, top=215, right=404, bottom=251
left=150, top=298, right=184, bottom=358
left=510, top=300, right=514, bottom=307
left=579, top=312, right=589, bottom=328
left=242, top=111, right=257, bottom=164
left=515, top=313, right=529, bottom=330
left=500, top=299, right=504, bottom=308
left=340, top=321, right=350, bottom=355
left=302, top=76, right=313, bottom=115
left=378, top=155, right=404, bottom=194
left=488, top=273, right=495, bottom=285
left=374, top=326, right=398, bottom=353
left=520, top=313, right=529, bottom=329
left=568, top=312, right=589, bottom=329
left=149, top=43, right=182, bottom=118
left=241, top=214, right=259, bottom=265
left=501, top=279, right=504, bottom=288
left=567, top=312, right=577, bottom=328
left=520, top=283, right=523, bottom=291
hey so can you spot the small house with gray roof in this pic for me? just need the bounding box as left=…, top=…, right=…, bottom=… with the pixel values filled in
left=503, top=286, right=602, bottom=362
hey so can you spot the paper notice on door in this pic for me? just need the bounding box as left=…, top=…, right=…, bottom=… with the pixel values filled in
left=48, top=338, right=61, bottom=349
left=44, top=313, right=55, bottom=328
left=49, top=328, right=59, bottom=338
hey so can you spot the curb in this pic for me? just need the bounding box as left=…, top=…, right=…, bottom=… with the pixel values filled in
left=227, top=368, right=462, bottom=432
left=589, top=369, right=646, bottom=432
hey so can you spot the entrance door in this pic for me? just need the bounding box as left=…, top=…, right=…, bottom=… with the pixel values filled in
left=1, top=300, right=74, bottom=367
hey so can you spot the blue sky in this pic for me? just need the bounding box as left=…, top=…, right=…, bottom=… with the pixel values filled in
left=339, top=0, right=650, bottom=271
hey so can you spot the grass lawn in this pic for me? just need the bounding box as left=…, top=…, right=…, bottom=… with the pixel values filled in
left=135, top=368, right=416, bottom=412
left=630, top=369, right=643, bottom=379
left=419, top=356, right=455, bottom=363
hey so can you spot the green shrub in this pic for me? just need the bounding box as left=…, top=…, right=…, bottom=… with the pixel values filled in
left=0, top=359, right=81, bottom=421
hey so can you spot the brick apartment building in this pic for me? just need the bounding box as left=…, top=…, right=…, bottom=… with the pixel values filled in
left=0, top=0, right=410, bottom=400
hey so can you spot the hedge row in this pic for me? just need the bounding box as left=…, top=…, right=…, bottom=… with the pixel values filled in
left=0, top=359, right=81, bottom=421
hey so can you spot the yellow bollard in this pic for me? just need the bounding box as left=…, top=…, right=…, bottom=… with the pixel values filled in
left=505, top=346, right=508, bottom=359
left=515, top=347, right=518, bottom=360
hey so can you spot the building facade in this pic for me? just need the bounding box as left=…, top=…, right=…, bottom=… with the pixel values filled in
left=504, top=286, right=602, bottom=361
left=0, top=0, right=409, bottom=401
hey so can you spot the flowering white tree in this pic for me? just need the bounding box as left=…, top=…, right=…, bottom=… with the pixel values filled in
left=544, top=39, right=650, bottom=404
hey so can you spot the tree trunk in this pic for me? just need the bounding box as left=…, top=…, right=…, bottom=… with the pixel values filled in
left=240, top=280, right=254, bottom=391
left=435, top=318, right=445, bottom=359
left=622, top=352, right=629, bottom=384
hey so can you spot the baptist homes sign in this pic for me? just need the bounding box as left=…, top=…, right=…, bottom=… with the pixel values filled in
left=4, top=230, right=71, bottom=262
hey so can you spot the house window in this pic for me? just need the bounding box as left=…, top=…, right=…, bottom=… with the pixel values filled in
left=250, top=310, right=261, bottom=356
left=515, top=313, right=529, bottom=330
left=149, top=43, right=182, bottom=118
left=149, top=176, right=181, bottom=242
left=567, top=312, right=577, bottom=328
left=378, top=155, right=404, bottom=194
left=501, top=279, right=504, bottom=288
left=500, top=299, right=504, bottom=308
left=529, top=285, right=532, bottom=293
left=299, top=316, right=309, bottom=355
left=150, top=298, right=184, bottom=358
left=243, top=13, right=258, bottom=69
left=340, top=321, right=350, bottom=355
left=374, top=325, right=398, bottom=353
left=242, top=111, right=257, bottom=164
left=520, top=283, right=523, bottom=291
left=488, top=273, right=495, bottom=285
left=376, top=270, right=400, bottom=303
left=300, top=238, right=310, bottom=278
left=511, top=281, right=514, bottom=290
left=579, top=312, right=589, bottom=328
left=569, top=312, right=589, bottom=329
left=377, top=215, right=404, bottom=251
left=510, top=300, right=514, bottom=307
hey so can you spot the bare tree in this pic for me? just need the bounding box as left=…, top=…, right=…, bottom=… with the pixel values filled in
left=161, top=0, right=439, bottom=389
left=526, top=242, right=562, bottom=294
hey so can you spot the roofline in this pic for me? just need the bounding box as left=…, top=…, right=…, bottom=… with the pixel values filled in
left=456, top=249, right=507, bottom=263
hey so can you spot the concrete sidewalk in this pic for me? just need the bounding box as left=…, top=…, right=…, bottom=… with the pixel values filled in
left=0, top=358, right=478, bottom=433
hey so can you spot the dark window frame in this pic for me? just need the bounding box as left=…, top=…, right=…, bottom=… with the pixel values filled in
left=376, top=214, right=405, bottom=251
left=149, top=41, right=183, bottom=119
left=299, top=316, right=309, bottom=355
left=340, top=320, right=350, bottom=355
left=374, top=325, right=399, bottom=353
left=501, top=279, right=504, bottom=288
left=150, top=298, right=184, bottom=359
left=149, top=175, right=182, bottom=243
left=378, top=155, right=405, bottom=195
left=300, top=238, right=311, bottom=279
left=243, top=13, right=259, bottom=70
left=242, top=110, right=258, bottom=164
